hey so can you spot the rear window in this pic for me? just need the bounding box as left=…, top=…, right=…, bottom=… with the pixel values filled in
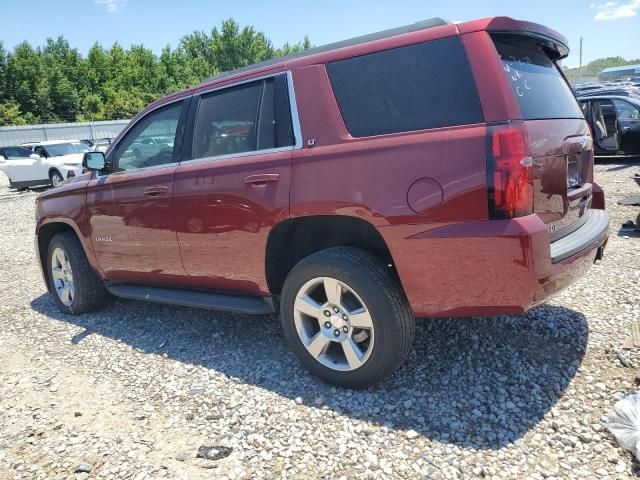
left=326, top=36, right=484, bottom=137
left=492, top=33, right=583, bottom=120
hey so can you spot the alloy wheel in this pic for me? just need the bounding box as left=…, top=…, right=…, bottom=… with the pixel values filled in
left=51, top=247, right=74, bottom=306
left=293, top=276, right=375, bottom=371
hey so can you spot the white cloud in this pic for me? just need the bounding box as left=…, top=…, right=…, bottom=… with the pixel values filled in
left=591, top=0, right=640, bottom=20
left=95, top=0, right=127, bottom=13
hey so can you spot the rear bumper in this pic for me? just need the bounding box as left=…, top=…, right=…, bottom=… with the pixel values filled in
left=381, top=209, right=609, bottom=318
left=550, top=209, right=609, bottom=263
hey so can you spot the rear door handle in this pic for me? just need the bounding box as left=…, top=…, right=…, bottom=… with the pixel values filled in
left=245, top=173, right=280, bottom=186
left=143, top=185, right=169, bottom=197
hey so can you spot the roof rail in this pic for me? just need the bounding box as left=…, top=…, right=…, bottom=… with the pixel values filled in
left=202, top=17, right=451, bottom=84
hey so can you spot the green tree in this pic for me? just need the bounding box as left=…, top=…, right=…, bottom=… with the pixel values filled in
left=0, top=19, right=311, bottom=125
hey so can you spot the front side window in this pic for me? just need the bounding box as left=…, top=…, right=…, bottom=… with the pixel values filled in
left=613, top=99, right=640, bottom=120
left=111, top=102, right=183, bottom=172
left=34, top=146, right=47, bottom=157
left=326, top=36, right=484, bottom=137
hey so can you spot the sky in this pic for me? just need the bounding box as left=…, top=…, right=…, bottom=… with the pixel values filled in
left=1, top=0, right=639, bottom=67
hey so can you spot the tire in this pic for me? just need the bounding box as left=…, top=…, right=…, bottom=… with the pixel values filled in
left=46, top=232, right=110, bottom=315
left=49, top=170, right=64, bottom=187
left=280, top=247, right=415, bottom=388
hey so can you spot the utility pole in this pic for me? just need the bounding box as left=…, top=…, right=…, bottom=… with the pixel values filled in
left=579, top=36, right=583, bottom=78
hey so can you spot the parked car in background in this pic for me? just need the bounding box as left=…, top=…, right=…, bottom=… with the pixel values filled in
left=35, top=16, right=609, bottom=388
left=0, top=146, right=46, bottom=189
left=93, top=138, right=112, bottom=152
left=20, top=140, right=91, bottom=186
left=578, top=95, right=640, bottom=156
left=577, top=86, right=640, bottom=100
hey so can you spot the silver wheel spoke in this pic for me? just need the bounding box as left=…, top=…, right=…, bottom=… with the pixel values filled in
left=306, top=332, right=330, bottom=358
left=342, top=337, right=365, bottom=370
left=323, top=277, right=343, bottom=306
left=295, top=295, right=323, bottom=319
left=293, top=275, right=375, bottom=372
left=61, top=287, right=71, bottom=304
left=51, top=267, right=64, bottom=280
left=348, top=307, right=373, bottom=329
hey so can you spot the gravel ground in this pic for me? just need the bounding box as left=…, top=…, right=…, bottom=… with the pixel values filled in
left=0, top=160, right=639, bottom=480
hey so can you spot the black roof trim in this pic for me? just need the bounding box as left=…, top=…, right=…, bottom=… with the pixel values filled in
left=202, top=17, right=451, bottom=84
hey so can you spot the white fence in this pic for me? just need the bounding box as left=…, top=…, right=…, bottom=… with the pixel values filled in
left=0, top=119, right=130, bottom=147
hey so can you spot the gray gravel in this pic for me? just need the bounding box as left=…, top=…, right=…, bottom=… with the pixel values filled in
left=1, top=160, right=639, bottom=479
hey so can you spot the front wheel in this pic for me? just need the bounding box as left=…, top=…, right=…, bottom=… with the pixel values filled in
left=46, top=232, right=110, bottom=314
left=280, top=247, right=415, bottom=388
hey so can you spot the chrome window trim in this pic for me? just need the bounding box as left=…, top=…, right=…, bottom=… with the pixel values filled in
left=180, top=146, right=293, bottom=166
left=286, top=71, right=303, bottom=150
left=104, top=70, right=302, bottom=175
left=183, top=70, right=302, bottom=165
left=99, top=161, right=180, bottom=177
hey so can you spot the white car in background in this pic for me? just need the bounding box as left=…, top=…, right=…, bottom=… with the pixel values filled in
left=0, top=146, right=46, bottom=189
left=18, top=140, right=90, bottom=187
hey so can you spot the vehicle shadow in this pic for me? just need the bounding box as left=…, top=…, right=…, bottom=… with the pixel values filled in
left=30, top=294, right=588, bottom=450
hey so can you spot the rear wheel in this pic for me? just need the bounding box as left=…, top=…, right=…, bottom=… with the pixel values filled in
left=46, top=232, right=110, bottom=314
left=49, top=170, right=63, bottom=187
left=280, top=247, right=415, bottom=388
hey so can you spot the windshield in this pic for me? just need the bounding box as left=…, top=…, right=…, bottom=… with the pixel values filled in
left=46, top=142, right=91, bottom=157
left=492, top=33, right=584, bottom=120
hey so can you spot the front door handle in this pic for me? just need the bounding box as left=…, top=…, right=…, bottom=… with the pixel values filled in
left=143, top=185, right=169, bottom=197
left=245, top=173, right=280, bottom=186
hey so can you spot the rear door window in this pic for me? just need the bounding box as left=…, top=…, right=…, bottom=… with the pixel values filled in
left=491, top=33, right=583, bottom=120
left=191, top=75, right=294, bottom=161
left=326, top=36, right=484, bottom=137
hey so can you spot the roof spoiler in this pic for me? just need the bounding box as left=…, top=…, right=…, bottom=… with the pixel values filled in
left=458, top=16, right=570, bottom=60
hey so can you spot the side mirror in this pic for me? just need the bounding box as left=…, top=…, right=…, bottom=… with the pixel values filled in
left=83, top=151, right=107, bottom=172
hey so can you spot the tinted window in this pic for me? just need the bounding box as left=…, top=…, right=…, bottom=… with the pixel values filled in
left=492, top=33, right=583, bottom=120
left=192, top=81, right=262, bottom=160
left=2, top=146, right=34, bottom=159
left=112, top=101, right=182, bottom=172
left=326, top=36, right=483, bottom=137
left=613, top=99, right=640, bottom=120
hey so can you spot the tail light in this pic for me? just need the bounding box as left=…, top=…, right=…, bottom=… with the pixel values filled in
left=487, top=122, right=533, bottom=219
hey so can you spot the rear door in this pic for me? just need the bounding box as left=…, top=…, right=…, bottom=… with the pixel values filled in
left=86, top=99, right=189, bottom=284
left=491, top=33, right=594, bottom=240
left=173, top=73, right=296, bottom=295
left=612, top=98, right=640, bottom=154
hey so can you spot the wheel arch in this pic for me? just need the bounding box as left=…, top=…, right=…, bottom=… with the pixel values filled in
left=265, top=215, right=399, bottom=295
left=36, top=220, right=85, bottom=292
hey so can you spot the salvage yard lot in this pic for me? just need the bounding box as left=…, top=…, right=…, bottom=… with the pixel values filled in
left=1, top=161, right=639, bottom=480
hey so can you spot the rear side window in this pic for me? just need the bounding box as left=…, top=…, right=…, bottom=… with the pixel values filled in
left=192, top=75, right=294, bottom=160
left=491, top=33, right=583, bottom=120
left=326, top=36, right=483, bottom=137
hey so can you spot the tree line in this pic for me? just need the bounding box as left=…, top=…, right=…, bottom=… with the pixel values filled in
left=562, top=56, right=640, bottom=82
left=0, top=19, right=311, bottom=126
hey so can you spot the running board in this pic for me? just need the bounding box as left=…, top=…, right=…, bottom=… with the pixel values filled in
left=106, top=284, right=275, bottom=315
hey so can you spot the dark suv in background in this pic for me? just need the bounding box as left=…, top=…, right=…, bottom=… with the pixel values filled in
left=35, top=17, right=609, bottom=388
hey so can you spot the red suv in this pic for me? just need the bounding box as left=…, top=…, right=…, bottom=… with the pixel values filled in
left=35, top=17, right=609, bottom=388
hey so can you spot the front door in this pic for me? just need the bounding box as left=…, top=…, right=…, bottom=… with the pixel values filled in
left=86, top=100, right=189, bottom=285
left=174, top=74, right=296, bottom=295
left=612, top=98, right=640, bottom=155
